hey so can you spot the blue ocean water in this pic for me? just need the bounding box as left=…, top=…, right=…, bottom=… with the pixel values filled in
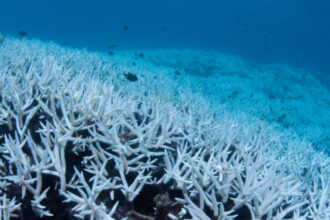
left=1, top=0, right=330, bottom=75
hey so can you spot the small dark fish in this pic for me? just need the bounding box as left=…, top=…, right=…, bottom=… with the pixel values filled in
left=138, top=53, right=144, bottom=58
left=108, top=44, right=116, bottom=49
left=18, top=31, right=27, bottom=37
left=108, top=51, right=114, bottom=56
left=123, top=25, right=128, bottom=31
left=123, top=72, right=138, bottom=82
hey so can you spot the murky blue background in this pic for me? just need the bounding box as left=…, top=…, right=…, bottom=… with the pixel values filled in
left=1, top=0, right=330, bottom=74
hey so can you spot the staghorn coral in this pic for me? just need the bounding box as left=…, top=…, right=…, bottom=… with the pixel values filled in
left=0, top=38, right=329, bottom=220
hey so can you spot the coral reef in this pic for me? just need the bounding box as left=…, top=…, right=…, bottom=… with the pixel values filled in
left=0, top=38, right=329, bottom=219
left=143, top=50, right=330, bottom=154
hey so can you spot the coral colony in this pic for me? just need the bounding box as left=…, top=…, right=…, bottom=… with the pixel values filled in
left=0, top=37, right=329, bottom=220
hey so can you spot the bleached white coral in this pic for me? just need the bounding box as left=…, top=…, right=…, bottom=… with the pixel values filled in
left=0, top=37, right=328, bottom=219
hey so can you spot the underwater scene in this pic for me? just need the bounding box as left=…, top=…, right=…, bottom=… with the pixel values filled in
left=0, top=0, right=329, bottom=219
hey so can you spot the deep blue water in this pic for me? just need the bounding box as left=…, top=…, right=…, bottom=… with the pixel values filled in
left=1, top=0, right=330, bottom=75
